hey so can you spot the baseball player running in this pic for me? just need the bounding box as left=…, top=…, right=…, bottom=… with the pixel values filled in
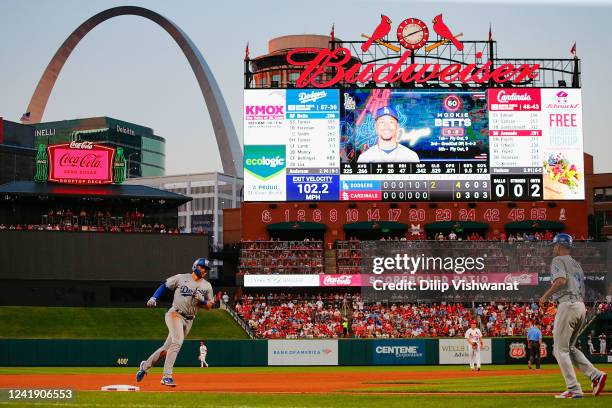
left=539, top=233, right=607, bottom=399
left=199, top=341, right=208, bottom=368
left=465, top=320, right=484, bottom=371
left=136, top=258, right=213, bottom=387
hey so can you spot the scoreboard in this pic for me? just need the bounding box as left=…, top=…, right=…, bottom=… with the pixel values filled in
left=243, top=88, right=584, bottom=202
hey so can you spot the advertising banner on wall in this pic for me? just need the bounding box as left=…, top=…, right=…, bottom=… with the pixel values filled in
left=244, top=273, right=538, bottom=288
left=243, top=274, right=320, bottom=287
left=505, top=337, right=556, bottom=364
left=268, top=340, right=338, bottom=366
left=373, top=339, right=427, bottom=365
left=439, top=338, right=492, bottom=364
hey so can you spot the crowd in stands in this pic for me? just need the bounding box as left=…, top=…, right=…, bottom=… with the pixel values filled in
left=234, top=293, right=612, bottom=340
left=516, top=241, right=607, bottom=275
left=239, top=239, right=324, bottom=275
left=234, top=293, right=345, bottom=338
left=429, top=230, right=558, bottom=242
left=0, top=208, right=185, bottom=234
left=336, top=240, right=362, bottom=274
left=239, top=235, right=607, bottom=276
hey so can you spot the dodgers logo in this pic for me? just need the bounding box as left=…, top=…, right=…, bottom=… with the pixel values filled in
left=244, top=145, right=286, bottom=180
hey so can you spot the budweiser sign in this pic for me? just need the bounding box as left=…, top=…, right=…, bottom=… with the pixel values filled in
left=48, top=143, right=115, bottom=185
left=286, top=48, right=540, bottom=88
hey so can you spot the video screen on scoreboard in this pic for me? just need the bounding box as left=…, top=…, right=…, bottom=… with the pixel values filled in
left=243, top=88, right=584, bottom=202
left=340, top=89, right=488, bottom=166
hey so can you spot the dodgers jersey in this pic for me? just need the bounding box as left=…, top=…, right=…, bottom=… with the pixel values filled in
left=465, top=328, right=483, bottom=344
left=550, top=255, right=585, bottom=303
left=166, top=273, right=213, bottom=317
left=357, top=144, right=420, bottom=163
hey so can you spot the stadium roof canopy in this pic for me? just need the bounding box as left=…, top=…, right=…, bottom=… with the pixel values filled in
left=0, top=181, right=191, bottom=203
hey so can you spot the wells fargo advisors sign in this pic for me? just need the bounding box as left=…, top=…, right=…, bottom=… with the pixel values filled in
left=48, top=142, right=115, bottom=184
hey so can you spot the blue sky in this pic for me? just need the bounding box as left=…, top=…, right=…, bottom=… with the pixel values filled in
left=1, top=0, right=611, bottom=174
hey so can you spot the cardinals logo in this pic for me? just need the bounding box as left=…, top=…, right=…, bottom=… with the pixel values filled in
left=362, top=14, right=393, bottom=52
left=432, top=14, right=463, bottom=51
left=361, top=13, right=463, bottom=53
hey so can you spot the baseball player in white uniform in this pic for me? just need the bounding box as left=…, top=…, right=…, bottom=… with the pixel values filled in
left=357, top=106, right=420, bottom=163
left=199, top=341, right=208, bottom=368
left=599, top=333, right=607, bottom=354
left=539, top=234, right=607, bottom=398
left=465, top=320, right=484, bottom=371
left=136, top=258, right=214, bottom=387
left=588, top=335, right=595, bottom=354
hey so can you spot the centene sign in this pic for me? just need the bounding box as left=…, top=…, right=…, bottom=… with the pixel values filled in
left=286, top=48, right=540, bottom=88
left=48, top=143, right=114, bottom=185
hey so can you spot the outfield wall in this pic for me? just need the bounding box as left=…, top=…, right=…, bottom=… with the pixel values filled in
left=0, top=231, right=209, bottom=306
left=1, top=338, right=609, bottom=366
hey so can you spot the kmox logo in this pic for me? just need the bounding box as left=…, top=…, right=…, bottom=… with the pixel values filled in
left=244, top=145, right=286, bottom=181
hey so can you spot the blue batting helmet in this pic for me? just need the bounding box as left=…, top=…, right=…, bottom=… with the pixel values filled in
left=192, top=258, right=211, bottom=277
left=551, top=233, right=573, bottom=248
left=374, top=106, right=398, bottom=122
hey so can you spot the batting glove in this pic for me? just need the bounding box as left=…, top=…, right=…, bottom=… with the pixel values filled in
left=147, top=297, right=157, bottom=307
left=193, top=291, right=207, bottom=304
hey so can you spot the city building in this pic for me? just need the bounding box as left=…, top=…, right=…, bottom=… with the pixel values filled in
left=586, top=171, right=612, bottom=239
left=0, top=118, right=36, bottom=185
left=125, top=172, right=243, bottom=245
left=31, top=117, right=165, bottom=178
left=248, top=34, right=359, bottom=88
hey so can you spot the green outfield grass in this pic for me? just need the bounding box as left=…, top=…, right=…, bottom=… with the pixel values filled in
left=0, top=307, right=248, bottom=339
left=0, top=365, right=611, bottom=407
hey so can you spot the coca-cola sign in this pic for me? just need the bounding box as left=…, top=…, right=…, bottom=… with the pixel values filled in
left=48, top=143, right=114, bottom=185
left=69, top=140, right=94, bottom=149
left=320, top=274, right=361, bottom=287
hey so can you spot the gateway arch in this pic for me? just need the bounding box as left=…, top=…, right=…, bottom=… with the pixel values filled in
left=23, top=6, right=242, bottom=176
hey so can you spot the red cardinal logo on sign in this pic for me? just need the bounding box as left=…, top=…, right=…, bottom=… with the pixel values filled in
left=362, top=14, right=392, bottom=52
left=432, top=14, right=463, bottom=51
